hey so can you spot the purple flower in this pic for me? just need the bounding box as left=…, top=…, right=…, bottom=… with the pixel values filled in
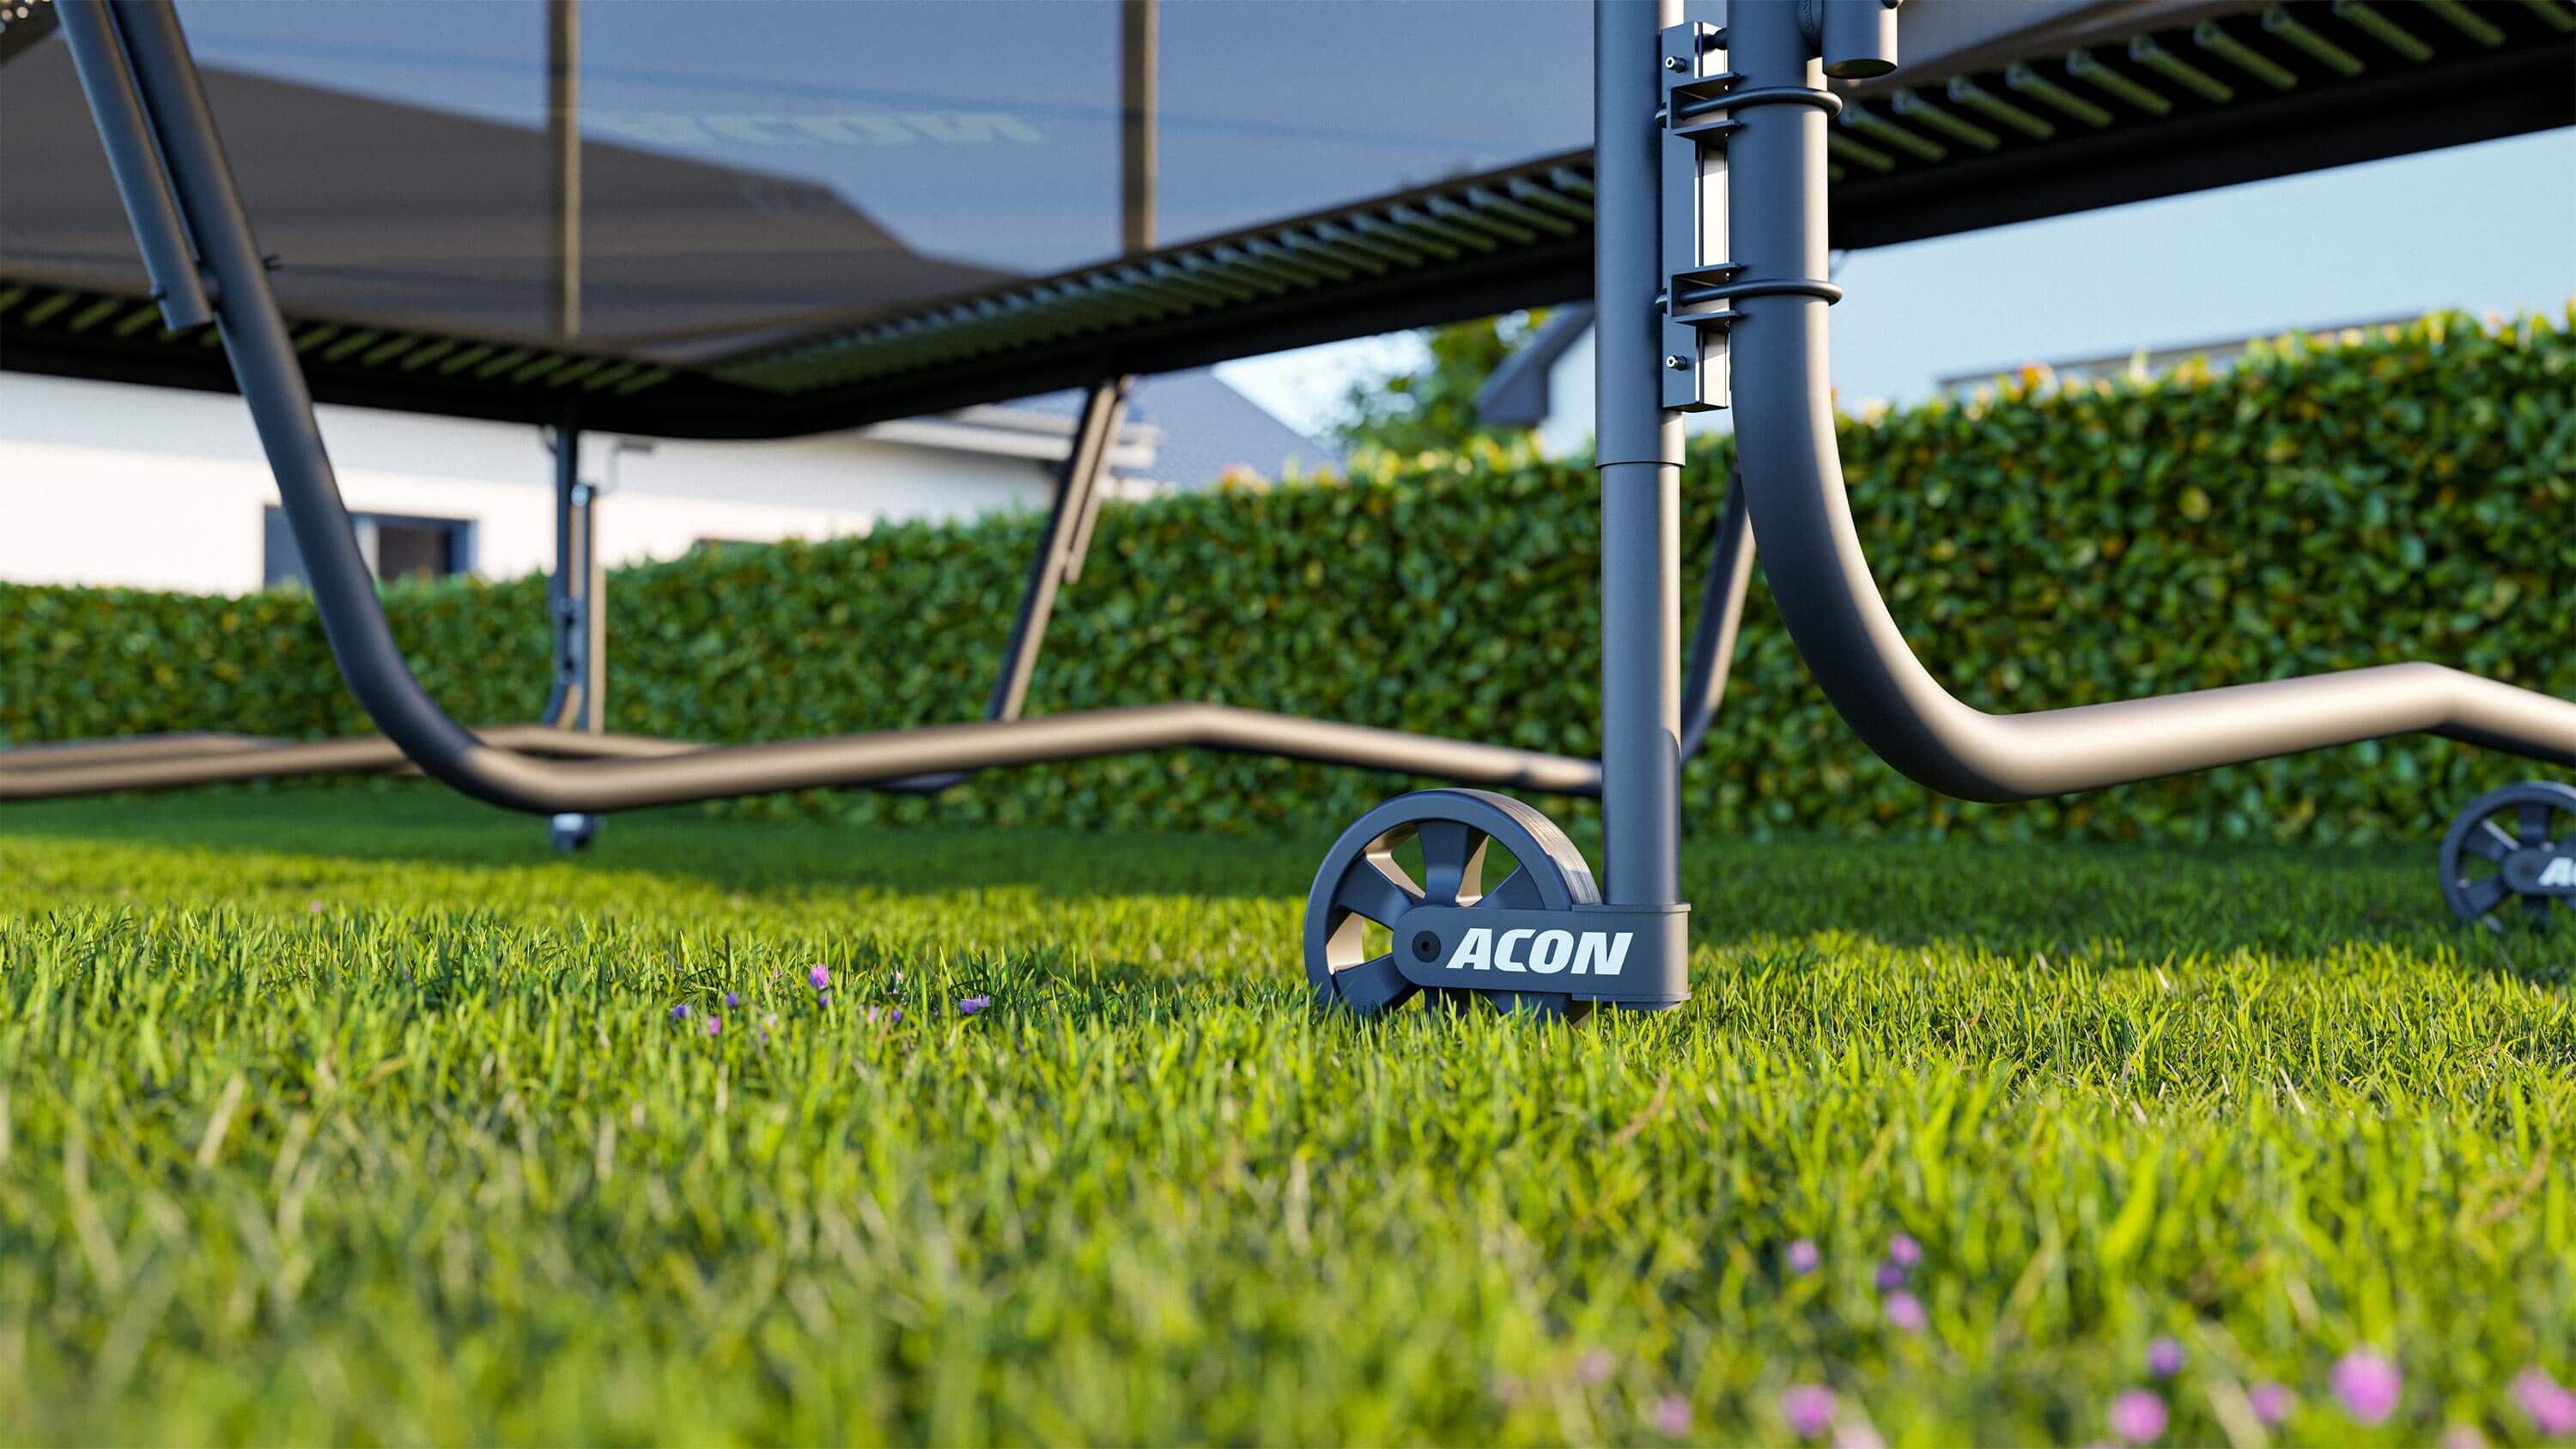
left=1886, top=1234, right=1921, bottom=1268
left=706, top=1015, right=722, bottom=1036
left=671, top=1003, right=689, bottom=1022
left=1781, top=1385, right=1836, bottom=1439
left=809, top=963, right=831, bottom=991
left=1874, top=1262, right=1908, bottom=1292
left=2147, top=1337, right=2184, bottom=1379
left=725, top=991, right=738, bottom=1009
left=1786, top=1238, right=1820, bottom=1275
left=2247, top=1382, right=2293, bottom=1426
left=1653, top=1395, right=1692, bottom=1438
left=959, top=995, right=992, bottom=1016
left=866, top=1005, right=902, bottom=1026
left=1882, top=1292, right=1926, bottom=1333
left=2440, top=1425, right=2488, bottom=1449
left=2107, top=1390, right=2166, bottom=1445
left=817, top=991, right=831, bottom=1009
left=2332, top=1349, right=2402, bottom=1426
left=307, top=900, right=325, bottom=913
left=2514, top=1368, right=2576, bottom=1437
left=1578, top=1349, right=1614, bottom=1384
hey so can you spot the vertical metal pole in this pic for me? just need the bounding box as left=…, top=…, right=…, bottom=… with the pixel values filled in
left=547, top=0, right=580, bottom=338
left=1120, top=0, right=1157, bottom=254
left=1595, top=0, right=1686, bottom=907
left=544, top=420, right=605, bottom=733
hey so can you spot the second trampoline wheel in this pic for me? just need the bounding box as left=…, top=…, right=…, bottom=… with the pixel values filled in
left=2438, top=780, right=2576, bottom=931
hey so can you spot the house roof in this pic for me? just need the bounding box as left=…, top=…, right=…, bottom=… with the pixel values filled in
left=1475, top=303, right=1595, bottom=430
left=1013, top=369, right=1336, bottom=489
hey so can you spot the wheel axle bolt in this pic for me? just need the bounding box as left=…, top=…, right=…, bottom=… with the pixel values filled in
left=1412, top=931, right=1443, bottom=962
left=1663, top=354, right=1689, bottom=370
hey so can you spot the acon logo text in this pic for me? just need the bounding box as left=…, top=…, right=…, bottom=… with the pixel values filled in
left=2541, top=857, right=2576, bottom=888
left=1442, top=927, right=1631, bottom=977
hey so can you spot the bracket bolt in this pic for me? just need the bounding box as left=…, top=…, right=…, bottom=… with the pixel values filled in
left=1663, top=354, right=1691, bottom=371
left=1663, top=53, right=1686, bottom=70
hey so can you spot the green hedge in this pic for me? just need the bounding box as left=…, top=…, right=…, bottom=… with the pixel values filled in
left=7, top=310, right=2571, bottom=844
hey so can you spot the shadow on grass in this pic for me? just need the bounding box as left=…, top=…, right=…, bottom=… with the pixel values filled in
left=5, top=780, right=2559, bottom=973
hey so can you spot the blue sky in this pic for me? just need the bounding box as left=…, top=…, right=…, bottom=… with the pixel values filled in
left=1221, top=128, right=2576, bottom=439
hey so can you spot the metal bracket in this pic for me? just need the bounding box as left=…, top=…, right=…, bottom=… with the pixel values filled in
left=1660, top=20, right=1731, bottom=412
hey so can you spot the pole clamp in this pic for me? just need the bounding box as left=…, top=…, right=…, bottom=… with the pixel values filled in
left=1658, top=22, right=1847, bottom=412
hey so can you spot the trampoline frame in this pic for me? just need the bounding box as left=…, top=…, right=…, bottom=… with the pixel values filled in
left=18, top=0, right=2573, bottom=988
left=8, top=0, right=1765, bottom=832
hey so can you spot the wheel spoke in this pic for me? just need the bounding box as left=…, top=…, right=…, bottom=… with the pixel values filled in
left=1335, top=955, right=1416, bottom=1013
left=2458, top=876, right=2511, bottom=918
left=1416, top=821, right=1487, bottom=906
left=2467, top=817, right=2518, bottom=861
left=2525, top=894, right=2555, bottom=926
left=1474, top=865, right=1546, bottom=911
left=2517, top=802, right=2555, bottom=847
left=1334, top=859, right=1419, bottom=926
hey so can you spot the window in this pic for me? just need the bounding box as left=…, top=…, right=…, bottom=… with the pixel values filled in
left=264, top=507, right=474, bottom=588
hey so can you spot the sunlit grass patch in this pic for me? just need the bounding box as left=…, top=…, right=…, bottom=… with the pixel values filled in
left=1, top=787, right=2569, bottom=1445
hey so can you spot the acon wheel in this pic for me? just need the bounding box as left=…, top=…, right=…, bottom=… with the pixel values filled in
left=1303, top=789, right=1601, bottom=1020
left=2439, top=781, right=2576, bottom=931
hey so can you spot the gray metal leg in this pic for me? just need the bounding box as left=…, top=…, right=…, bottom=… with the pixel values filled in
left=542, top=421, right=606, bottom=735
left=1678, top=470, right=1754, bottom=767
left=991, top=377, right=1128, bottom=723
left=1595, top=0, right=1686, bottom=918
left=543, top=417, right=607, bottom=847
left=884, top=374, right=1130, bottom=795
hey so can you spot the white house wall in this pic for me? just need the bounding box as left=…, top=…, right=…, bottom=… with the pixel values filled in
left=0, top=373, right=1064, bottom=595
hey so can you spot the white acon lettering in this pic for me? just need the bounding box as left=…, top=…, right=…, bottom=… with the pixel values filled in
left=2541, top=857, right=2576, bottom=888
left=1573, top=931, right=1633, bottom=977
left=1445, top=927, right=1637, bottom=977
left=1446, top=927, right=1492, bottom=971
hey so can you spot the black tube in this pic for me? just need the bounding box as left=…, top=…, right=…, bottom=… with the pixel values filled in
left=990, top=377, right=1126, bottom=723
left=1722, top=0, right=2576, bottom=802
left=56, top=0, right=212, bottom=329
left=1678, top=470, right=1754, bottom=765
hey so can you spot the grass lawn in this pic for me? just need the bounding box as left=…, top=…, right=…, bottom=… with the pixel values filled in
left=2, top=785, right=2572, bottom=1446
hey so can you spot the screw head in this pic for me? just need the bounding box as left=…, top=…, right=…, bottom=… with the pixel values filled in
left=1663, top=354, right=1690, bottom=370
left=1663, top=54, right=1686, bottom=71
left=1412, top=931, right=1443, bottom=962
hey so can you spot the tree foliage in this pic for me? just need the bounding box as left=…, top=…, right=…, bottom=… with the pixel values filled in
left=1331, top=310, right=1552, bottom=458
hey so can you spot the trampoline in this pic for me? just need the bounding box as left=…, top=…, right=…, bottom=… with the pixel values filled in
left=3, top=0, right=2572, bottom=1013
